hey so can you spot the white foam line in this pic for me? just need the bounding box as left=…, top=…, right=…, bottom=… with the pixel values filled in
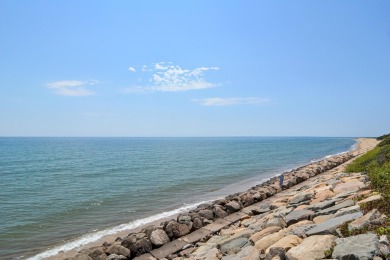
left=28, top=200, right=210, bottom=260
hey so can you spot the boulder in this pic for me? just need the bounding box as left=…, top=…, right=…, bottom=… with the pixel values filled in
left=265, top=235, right=302, bottom=254
left=255, top=231, right=285, bottom=251
left=220, top=237, right=250, bottom=255
left=306, top=212, right=363, bottom=236
left=357, top=194, right=382, bottom=205
left=106, top=244, right=130, bottom=258
left=333, top=205, right=361, bottom=218
left=292, top=224, right=317, bottom=237
left=265, top=247, right=286, bottom=260
left=86, top=248, right=106, bottom=260
left=213, top=206, right=228, bottom=218
left=240, top=193, right=255, bottom=207
left=134, top=238, right=152, bottom=255
left=348, top=209, right=380, bottom=231
left=149, top=229, right=170, bottom=247
left=288, top=192, right=313, bottom=205
left=313, top=215, right=332, bottom=224
left=332, top=180, right=365, bottom=194
left=306, top=199, right=336, bottom=211
left=286, top=235, right=337, bottom=260
left=225, top=201, right=241, bottom=213
left=221, top=245, right=259, bottom=260
left=264, top=217, right=286, bottom=229
left=284, top=209, right=314, bottom=226
left=332, top=233, right=380, bottom=260
left=177, top=214, right=192, bottom=225
left=165, top=221, right=190, bottom=238
left=193, top=218, right=203, bottom=229
left=311, top=189, right=334, bottom=203
left=199, top=209, right=214, bottom=220
left=315, top=199, right=354, bottom=215
left=249, top=226, right=282, bottom=244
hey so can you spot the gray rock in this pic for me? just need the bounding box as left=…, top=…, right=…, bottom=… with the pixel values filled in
left=149, top=229, right=170, bottom=247
left=252, top=204, right=271, bottom=215
left=333, top=205, right=361, bottom=218
left=221, top=245, right=259, bottom=260
left=288, top=192, right=313, bottom=204
left=284, top=209, right=315, bottom=226
left=316, top=199, right=355, bottom=215
left=292, top=224, right=317, bottom=237
left=348, top=209, right=379, bottom=231
left=332, top=233, right=380, bottom=260
left=264, top=217, right=286, bottom=229
left=106, top=244, right=130, bottom=257
left=225, top=201, right=241, bottom=213
left=240, top=193, right=255, bottom=207
left=177, top=214, right=192, bottom=224
left=286, top=234, right=337, bottom=260
left=265, top=247, right=285, bottom=260
left=219, top=237, right=250, bottom=255
left=87, top=248, right=106, bottom=260
left=198, top=209, right=214, bottom=220
left=306, top=212, right=363, bottom=236
left=213, top=206, right=228, bottom=218
left=306, top=199, right=336, bottom=211
left=134, top=238, right=153, bottom=255
left=165, top=221, right=190, bottom=238
left=193, top=218, right=203, bottom=229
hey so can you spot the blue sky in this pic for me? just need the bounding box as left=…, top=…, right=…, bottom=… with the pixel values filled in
left=0, top=1, right=389, bottom=137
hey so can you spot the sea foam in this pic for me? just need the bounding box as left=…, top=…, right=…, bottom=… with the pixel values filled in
left=28, top=201, right=210, bottom=260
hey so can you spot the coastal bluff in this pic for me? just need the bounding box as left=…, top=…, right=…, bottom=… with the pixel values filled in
left=65, top=138, right=388, bottom=260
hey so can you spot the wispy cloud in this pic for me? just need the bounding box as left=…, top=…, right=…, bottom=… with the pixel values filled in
left=193, top=97, right=268, bottom=106
left=128, top=67, right=136, bottom=72
left=46, top=80, right=98, bottom=96
left=124, top=62, right=219, bottom=93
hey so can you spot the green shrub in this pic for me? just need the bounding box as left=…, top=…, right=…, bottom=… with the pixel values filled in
left=377, top=133, right=390, bottom=140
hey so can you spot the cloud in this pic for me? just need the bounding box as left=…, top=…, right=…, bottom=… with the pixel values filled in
left=128, top=67, right=136, bottom=72
left=124, top=62, right=219, bottom=93
left=46, top=80, right=97, bottom=96
left=193, top=97, right=268, bottom=106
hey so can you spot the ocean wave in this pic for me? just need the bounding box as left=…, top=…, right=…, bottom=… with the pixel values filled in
left=28, top=200, right=210, bottom=260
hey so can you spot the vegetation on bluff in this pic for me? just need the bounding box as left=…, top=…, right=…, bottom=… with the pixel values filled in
left=346, top=134, right=390, bottom=216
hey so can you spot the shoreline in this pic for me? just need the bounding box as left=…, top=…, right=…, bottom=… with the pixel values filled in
left=29, top=138, right=374, bottom=260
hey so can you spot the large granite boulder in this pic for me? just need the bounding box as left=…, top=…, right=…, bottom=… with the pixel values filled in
left=106, top=244, right=130, bottom=258
left=149, top=229, right=170, bottom=247
left=249, top=226, right=282, bottom=244
left=348, top=209, right=380, bottom=231
left=213, top=206, right=228, bottom=218
left=333, top=205, right=361, bottom=217
left=265, top=235, right=302, bottom=254
left=225, top=201, right=241, bottom=213
left=284, top=209, right=315, bottom=226
left=164, top=221, right=190, bottom=238
left=306, top=212, right=363, bottom=236
left=286, top=235, right=336, bottom=260
left=198, top=209, right=214, bottom=220
left=332, top=233, right=380, bottom=260
left=288, top=192, right=313, bottom=205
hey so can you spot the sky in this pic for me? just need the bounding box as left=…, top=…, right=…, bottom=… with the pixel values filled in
left=0, top=1, right=389, bottom=137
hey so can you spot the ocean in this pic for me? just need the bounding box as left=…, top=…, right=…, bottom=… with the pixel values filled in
left=0, top=137, right=356, bottom=259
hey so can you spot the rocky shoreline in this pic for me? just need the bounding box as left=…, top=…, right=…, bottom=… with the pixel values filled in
left=63, top=138, right=387, bottom=260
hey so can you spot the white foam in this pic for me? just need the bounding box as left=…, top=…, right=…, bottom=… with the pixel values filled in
left=28, top=200, right=210, bottom=260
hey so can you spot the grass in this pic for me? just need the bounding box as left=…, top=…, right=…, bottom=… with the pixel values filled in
left=346, top=134, right=390, bottom=216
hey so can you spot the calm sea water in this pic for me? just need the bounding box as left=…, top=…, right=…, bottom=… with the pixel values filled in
left=0, top=137, right=355, bottom=259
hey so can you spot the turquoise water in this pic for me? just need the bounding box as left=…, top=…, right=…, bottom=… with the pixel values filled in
left=0, top=137, right=355, bottom=259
